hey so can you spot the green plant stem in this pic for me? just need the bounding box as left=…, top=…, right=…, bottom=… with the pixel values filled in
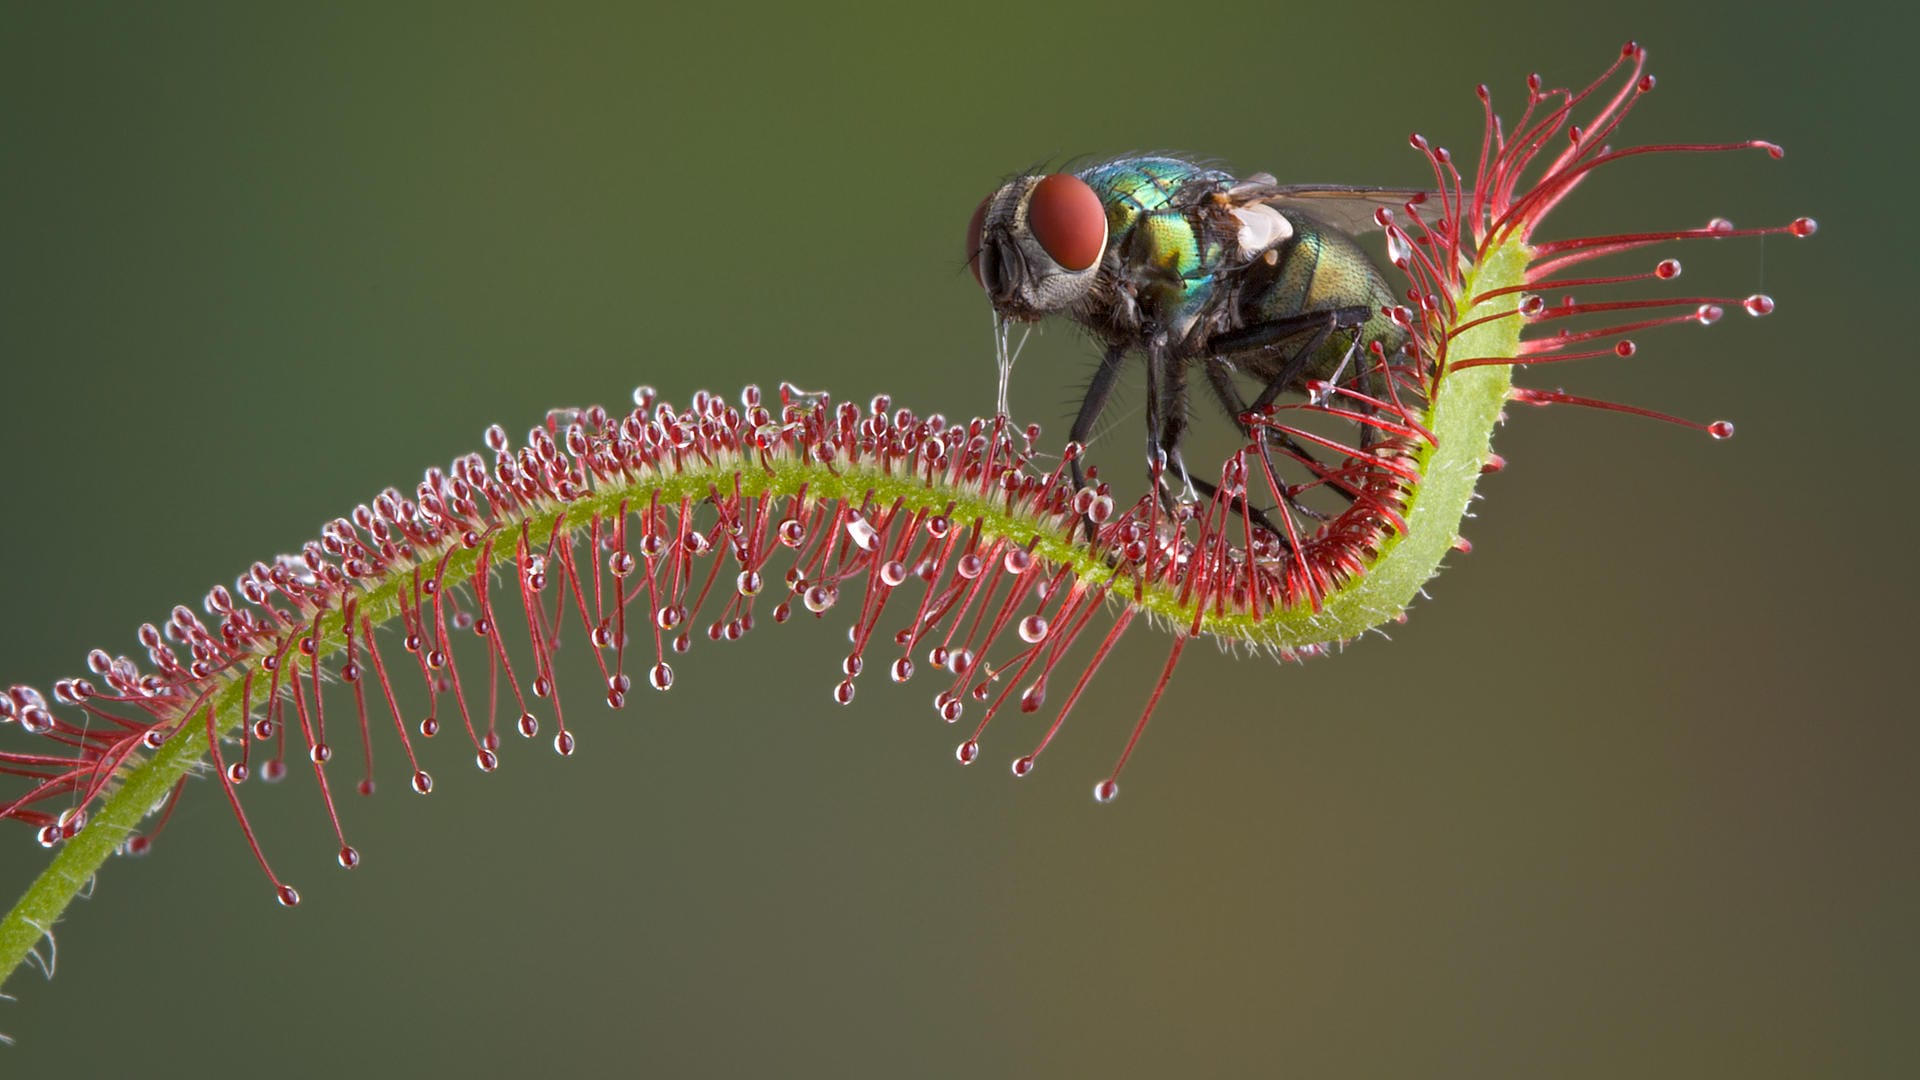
left=0, top=240, right=1530, bottom=993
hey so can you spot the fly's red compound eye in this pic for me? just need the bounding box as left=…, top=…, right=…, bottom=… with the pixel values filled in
left=1026, top=174, right=1106, bottom=272
left=966, top=194, right=992, bottom=288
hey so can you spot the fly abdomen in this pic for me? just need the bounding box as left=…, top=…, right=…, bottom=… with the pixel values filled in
left=1228, top=214, right=1402, bottom=395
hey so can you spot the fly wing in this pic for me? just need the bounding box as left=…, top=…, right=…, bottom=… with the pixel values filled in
left=1229, top=182, right=1440, bottom=236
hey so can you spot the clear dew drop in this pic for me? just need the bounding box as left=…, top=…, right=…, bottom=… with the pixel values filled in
left=1017, top=615, right=1049, bottom=644
left=310, top=743, right=332, bottom=764
left=476, top=749, right=499, bottom=772
left=879, top=560, right=908, bottom=587
left=517, top=712, right=539, bottom=738
left=956, top=740, right=980, bottom=765
left=1003, top=548, right=1032, bottom=575
left=338, top=845, right=360, bottom=870
left=833, top=679, right=857, bottom=705
left=1708, top=420, right=1736, bottom=440
left=1789, top=216, right=1818, bottom=237
left=411, top=769, right=434, bottom=794
left=554, top=730, right=576, bottom=756
left=1011, top=755, right=1035, bottom=778
left=890, top=657, right=914, bottom=683
left=1093, top=779, right=1120, bottom=804
left=1743, top=293, right=1775, bottom=316
left=649, top=662, right=674, bottom=691
left=956, top=553, right=984, bottom=580
left=419, top=716, right=439, bottom=738
left=276, top=884, right=302, bottom=908
left=226, top=762, right=248, bottom=784
left=844, top=512, right=880, bottom=552
left=1385, top=226, right=1412, bottom=267
left=737, top=570, right=763, bottom=596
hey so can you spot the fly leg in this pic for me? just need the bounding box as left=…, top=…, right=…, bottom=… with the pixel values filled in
left=1197, top=358, right=1294, bottom=542
left=1144, top=347, right=1196, bottom=517
left=1146, top=353, right=1290, bottom=548
left=1212, top=306, right=1375, bottom=517
left=1339, top=332, right=1392, bottom=458
left=1246, top=318, right=1382, bottom=483
left=1219, top=305, right=1374, bottom=415
left=1067, top=343, right=1129, bottom=542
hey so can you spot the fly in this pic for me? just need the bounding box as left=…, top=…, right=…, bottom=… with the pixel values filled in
left=964, top=155, right=1431, bottom=541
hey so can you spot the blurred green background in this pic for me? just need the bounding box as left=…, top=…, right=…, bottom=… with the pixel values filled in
left=1, top=2, right=1910, bottom=1076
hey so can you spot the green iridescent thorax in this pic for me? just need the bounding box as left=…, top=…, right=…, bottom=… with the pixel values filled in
left=1078, top=158, right=1235, bottom=324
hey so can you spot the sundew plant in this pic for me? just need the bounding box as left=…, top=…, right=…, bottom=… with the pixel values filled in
left=0, top=43, right=1812, bottom=1008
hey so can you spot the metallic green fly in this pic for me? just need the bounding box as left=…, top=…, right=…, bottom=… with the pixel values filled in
left=966, top=156, right=1430, bottom=539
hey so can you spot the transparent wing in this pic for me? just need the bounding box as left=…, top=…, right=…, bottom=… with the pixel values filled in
left=1227, top=177, right=1439, bottom=236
